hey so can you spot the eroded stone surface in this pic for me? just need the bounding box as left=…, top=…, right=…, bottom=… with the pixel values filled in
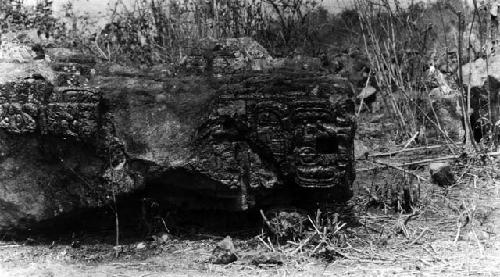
left=98, top=71, right=355, bottom=211
left=0, top=41, right=355, bottom=231
left=0, top=46, right=116, bottom=230
left=182, top=37, right=274, bottom=74
left=462, top=53, right=500, bottom=144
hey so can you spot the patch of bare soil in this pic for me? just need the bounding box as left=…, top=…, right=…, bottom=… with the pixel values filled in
left=2, top=118, right=500, bottom=276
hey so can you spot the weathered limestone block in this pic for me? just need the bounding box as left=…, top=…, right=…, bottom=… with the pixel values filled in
left=425, top=88, right=464, bottom=141
left=182, top=37, right=274, bottom=74
left=0, top=47, right=116, bottom=231
left=43, top=88, right=100, bottom=138
left=98, top=70, right=355, bottom=210
left=462, top=55, right=500, bottom=143
left=0, top=41, right=355, bottom=231
left=0, top=80, right=51, bottom=133
left=0, top=41, right=36, bottom=63
left=430, top=162, right=455, bottom=187
left=45, top=48, right=96, bottom=86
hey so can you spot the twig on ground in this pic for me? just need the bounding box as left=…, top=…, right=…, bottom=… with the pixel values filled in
left=267, top=237, right=275, bottom=252
left=403, top=131, right=419, bottom=149
left=0, top=244, right=21, bottom=248
left=454, top=224, right=461, bottom=243
left=395, top=216, right=411, bottom=239
left=289, top=234, right=316, bottom=255
left=404, top=210, right=421, bottom=226
left=307, top=216, right=322, bottom=235
left=260, top=209, right=272, bottom=230
left=418, top=258, right=432, bottom=266
left=471, top=229, right=485, bottom=255
left=409, top=228, right=430, bottom=245
left=257, top=235, right=274, bottom=252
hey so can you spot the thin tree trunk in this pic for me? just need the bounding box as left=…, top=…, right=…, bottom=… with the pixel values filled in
left=213, top=0, right=218, bottom=38
left=113, top=189, right=120, bottom=247
left=457, top=12, right=474, bottom=150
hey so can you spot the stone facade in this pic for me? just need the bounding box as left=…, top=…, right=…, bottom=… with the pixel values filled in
left=0, top=41, right=355, bottom=231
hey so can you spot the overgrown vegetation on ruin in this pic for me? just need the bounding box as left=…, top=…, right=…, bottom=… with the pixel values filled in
left=2, top=1, right=500, bottom=274
left=2, top=0, right=334, bottom=62
left=1, top=0, right=488, bottom=143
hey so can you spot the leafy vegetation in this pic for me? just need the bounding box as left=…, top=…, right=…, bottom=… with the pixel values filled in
left=2, top=0, right=498, bottom=149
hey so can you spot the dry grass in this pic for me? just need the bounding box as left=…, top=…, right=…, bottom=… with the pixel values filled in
left=333, top=148, right=500, bottom=276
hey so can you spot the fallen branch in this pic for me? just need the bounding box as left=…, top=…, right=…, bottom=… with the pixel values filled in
left=359, top=151, right=500, bottom=179
left=375, top=151, right=500, bottom=167
left=399, top=155, right=458, bottom=166
left=368, top=160, right=427, bottom=181
left=368, top=144, right=448, bottom=158
left=356, top=166, right=384, bottom=172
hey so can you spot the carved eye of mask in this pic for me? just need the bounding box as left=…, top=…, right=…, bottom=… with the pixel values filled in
left=297, top=147, right=315, bottom=156
left=316, top=135, right=338, bottom=154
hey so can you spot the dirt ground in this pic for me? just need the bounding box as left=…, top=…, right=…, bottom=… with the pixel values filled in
left=2, top=163, right=499, bottom=276
left=2, top=119, right=500, bottom=277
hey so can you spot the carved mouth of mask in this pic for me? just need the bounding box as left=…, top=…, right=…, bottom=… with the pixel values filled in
left=295, top=165, right=338, bottom=186
left=294, top=146, right=339, bottom=188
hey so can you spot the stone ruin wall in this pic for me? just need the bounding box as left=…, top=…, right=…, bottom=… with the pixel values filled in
left=0, top=38, right=356, bottom=230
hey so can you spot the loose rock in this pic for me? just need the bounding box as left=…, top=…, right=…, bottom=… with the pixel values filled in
left=209, top=236, right=237, bottom=265
left=157, top=233, right=170, bottom=244
left=354, top=140, right=370, bottom=159
left=251, top=253, right=283, bottom=267
left=70, top=240, right=81, bottom=249
left=430, top=162, right=455, bottom=187
left=136, top=242, right=147, bottom=250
